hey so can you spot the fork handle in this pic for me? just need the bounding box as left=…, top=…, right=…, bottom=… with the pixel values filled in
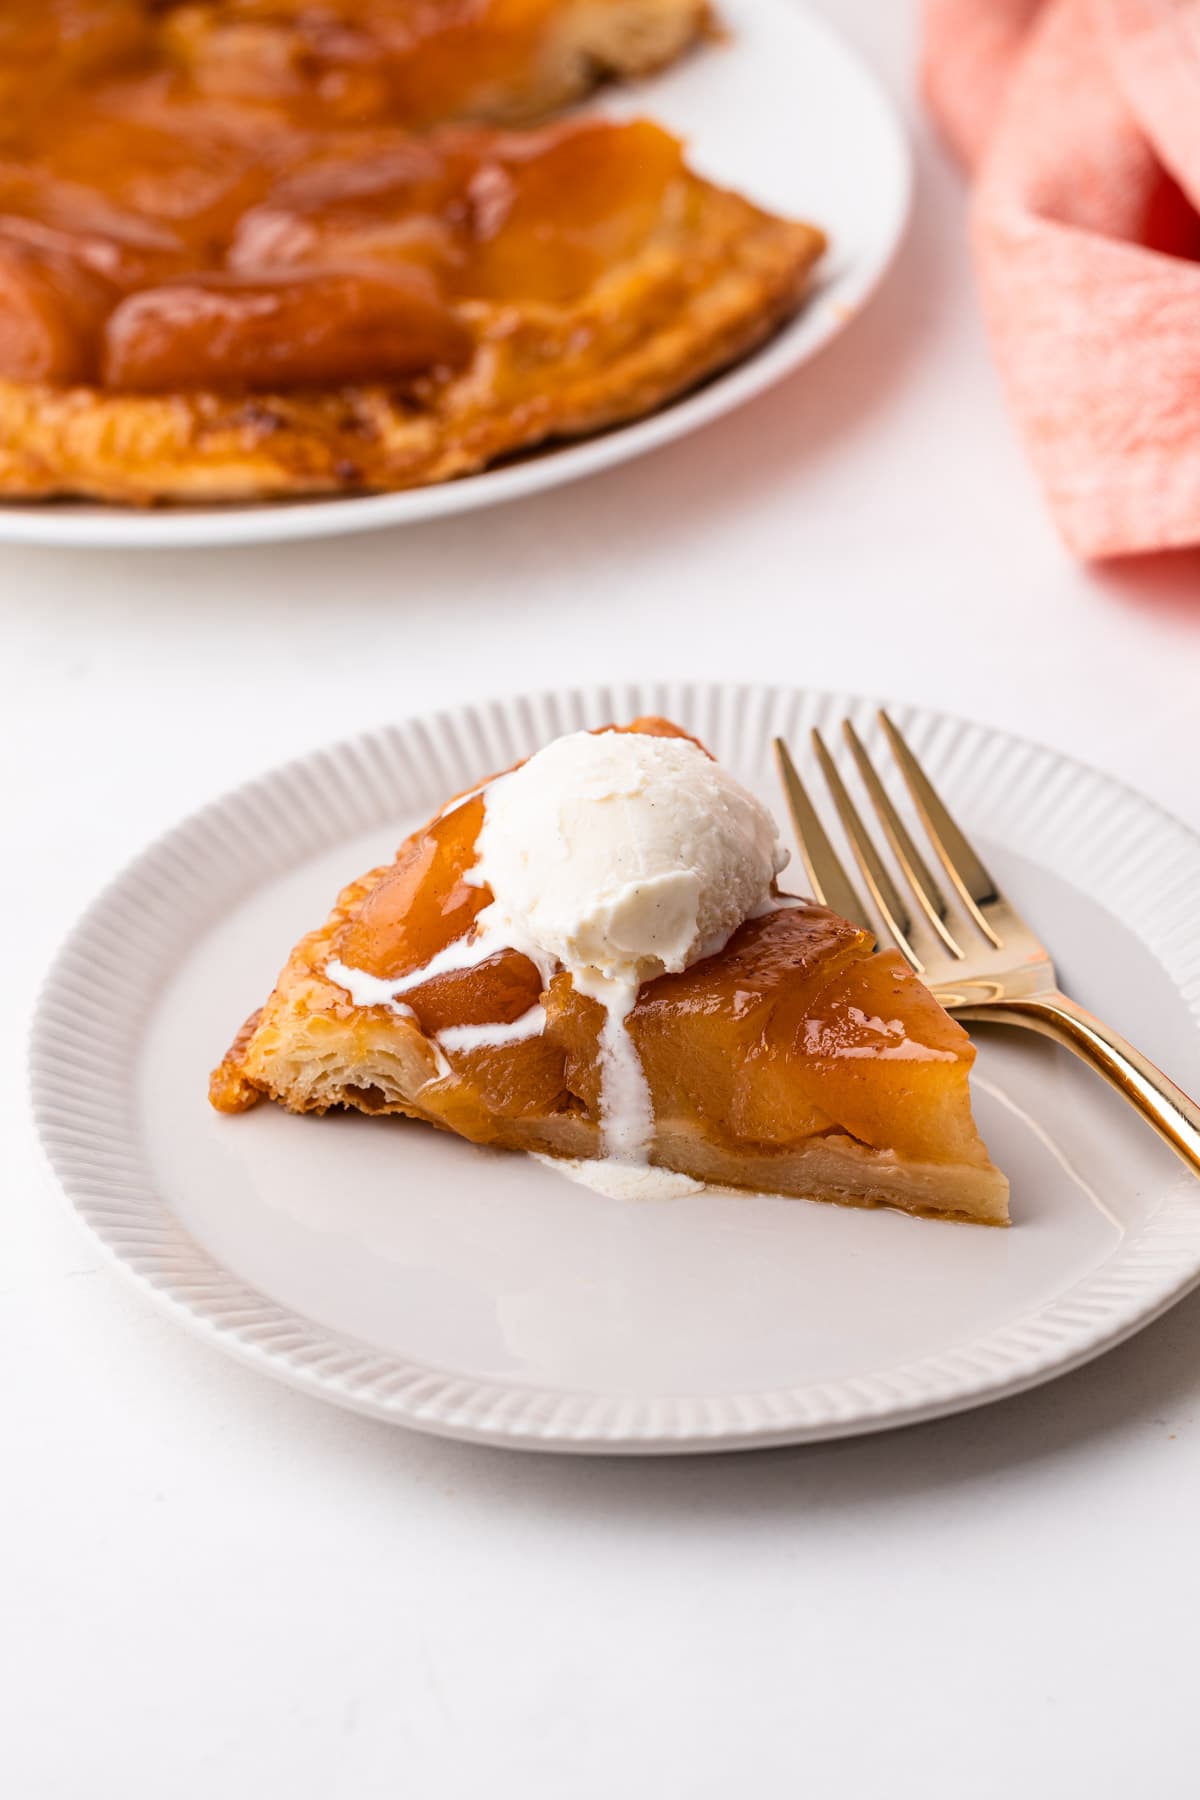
left=958, top=990, right=1200, bottom=1178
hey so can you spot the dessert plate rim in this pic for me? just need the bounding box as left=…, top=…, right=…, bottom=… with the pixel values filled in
left=28, top=681, right=1200, bottom=1454
left=0, top=0, right=912, bottom=550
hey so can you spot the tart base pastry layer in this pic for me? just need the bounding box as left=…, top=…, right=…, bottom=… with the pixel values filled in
left=211, top=720, right=1010, bottom=1227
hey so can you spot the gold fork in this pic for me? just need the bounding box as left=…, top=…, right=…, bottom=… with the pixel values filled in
left=773, top=712, right=1200, bottom=1177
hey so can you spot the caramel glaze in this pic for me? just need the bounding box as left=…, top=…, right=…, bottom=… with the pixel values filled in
left=302, top=717, right=985, bottom=1167
left=0, top=4, right=693, bottom=391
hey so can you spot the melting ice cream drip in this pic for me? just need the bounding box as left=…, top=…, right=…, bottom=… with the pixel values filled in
left=465, top=729, right=789, bottom=1165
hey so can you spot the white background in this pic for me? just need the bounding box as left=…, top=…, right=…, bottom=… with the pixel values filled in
left=5, top=3, right=1200, bottom=1794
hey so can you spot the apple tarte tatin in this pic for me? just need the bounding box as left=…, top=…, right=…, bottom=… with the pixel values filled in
left=212, top=719, right=1009, bottom=1226
left=0, top=2, right=824, bottom=504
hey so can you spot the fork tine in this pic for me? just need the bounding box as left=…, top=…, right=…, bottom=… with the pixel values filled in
left=841, top=720, right=964, bottom=961
left=809, top=729, right=926, bottom=973
left=772, top=737, right=873, bottom=935
left=878, top=711, right=1004, bottom=948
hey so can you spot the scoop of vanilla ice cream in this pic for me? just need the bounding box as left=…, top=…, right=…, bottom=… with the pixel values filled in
left=470, top=729, right=788, bottom=993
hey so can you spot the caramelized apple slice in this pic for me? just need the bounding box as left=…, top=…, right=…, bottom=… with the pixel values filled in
left=781, top=950, right=992, bottom=1169
left=228, top=120, right=688, bottom=305
left=337, top=792, right=491, bottom=980
left=459, top=120, right=687, bottom=304
left=228, top=137, right=462, bottom=276
left=631, top=908, right=871, bottom=1144
left=20, top=109, right=272, bottom=258
left=0, top=163, right=203, bottom=382
left=0, top=235, right=117, bottom=382
left=540, top=908, right=865, bottom=1144
left=102, top=265, right=472, bottom=391
left=423, top=1019, right=570, bottom=1140
left=0, top=166, right=194, bottom=290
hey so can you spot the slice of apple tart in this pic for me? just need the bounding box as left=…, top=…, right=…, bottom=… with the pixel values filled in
left=211, top=718, right=1009, bottom=1226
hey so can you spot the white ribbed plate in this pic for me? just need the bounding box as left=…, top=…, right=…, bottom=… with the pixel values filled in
left=0, top=0, right=909, bottom=549
left=30, top=684, right=1200, bottom=1452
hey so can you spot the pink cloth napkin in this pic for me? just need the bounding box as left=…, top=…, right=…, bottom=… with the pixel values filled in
left=923, top=0, right=1200, bottom=558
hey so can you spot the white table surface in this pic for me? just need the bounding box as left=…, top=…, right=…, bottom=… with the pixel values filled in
left=5, top=5, right=1200, bottom=1795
